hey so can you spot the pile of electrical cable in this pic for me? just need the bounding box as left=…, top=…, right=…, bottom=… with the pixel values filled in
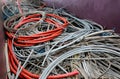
left=4, top=2, right=120, bottom=79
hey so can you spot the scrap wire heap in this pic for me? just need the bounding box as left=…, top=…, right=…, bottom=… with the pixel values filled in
left=3, top=1, right=120, bottom=79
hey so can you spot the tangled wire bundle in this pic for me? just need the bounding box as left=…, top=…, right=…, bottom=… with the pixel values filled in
left=3, top=1, right=120, bottom=79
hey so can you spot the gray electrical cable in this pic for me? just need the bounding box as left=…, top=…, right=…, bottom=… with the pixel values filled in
left=39, top=45, right=120, bottom=79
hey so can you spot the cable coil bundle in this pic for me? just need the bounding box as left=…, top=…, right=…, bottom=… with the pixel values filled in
left=5, top=10, right=80, bottom=79
left=5, top=11, right=69, bottom=47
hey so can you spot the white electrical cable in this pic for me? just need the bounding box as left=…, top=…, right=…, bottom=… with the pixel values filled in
left=15, top=49, right=34, bottom=79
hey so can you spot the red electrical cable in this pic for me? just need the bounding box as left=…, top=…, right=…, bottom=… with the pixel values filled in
left=8, top=39, right=79, bottom=79
left=6, top=13, right=68, bottom=47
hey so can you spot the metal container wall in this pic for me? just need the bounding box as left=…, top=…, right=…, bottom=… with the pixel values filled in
left=45, top=0, right=120, bottom=33
left=0, top=1, right=6, bottom=79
